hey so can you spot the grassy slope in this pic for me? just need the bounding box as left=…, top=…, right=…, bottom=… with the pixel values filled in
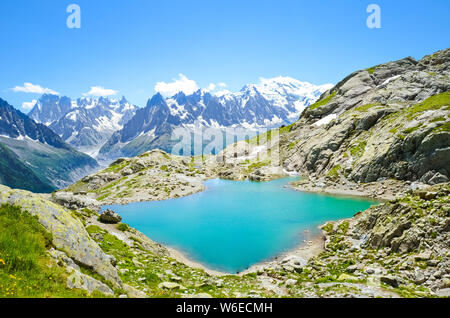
left=0, top=143, right=55, bottom=193
left=0, top=204, right=98, bottom=298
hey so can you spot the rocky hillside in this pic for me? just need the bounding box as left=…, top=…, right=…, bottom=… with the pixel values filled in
left=281, top=49, right=450, bottom=184
left=56, top=150, right=216, bottom=207
left=0, top=143, right=54, bottom=193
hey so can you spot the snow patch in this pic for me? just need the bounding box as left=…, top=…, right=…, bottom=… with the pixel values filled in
left=313, top=114, right=337, bottom=127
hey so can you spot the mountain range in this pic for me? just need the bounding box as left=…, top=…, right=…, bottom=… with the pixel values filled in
left=98, top=77, right=331, bottom=160
left=29, top=95, right=139, bottom=157
left=0, top=76, right=330, bottom=192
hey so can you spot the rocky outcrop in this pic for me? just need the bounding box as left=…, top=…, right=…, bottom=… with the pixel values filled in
left=354, top=185, right=449, bottom=256
left=62, top=149, right=209, bottom=205
left=0, top=184, right=122, bottom=288
left=279, top=48, right=450, bottom=186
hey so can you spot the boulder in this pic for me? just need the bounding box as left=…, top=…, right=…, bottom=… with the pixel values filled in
left=99, top=209, right=122, bottom=224
left=428, top=172, right=449, bottom=185
left=66, top=268, right=114, bottom=296
left=0, top=185, right=122, bottom=288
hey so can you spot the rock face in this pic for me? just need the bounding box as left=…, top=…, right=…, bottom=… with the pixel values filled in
left=0, top=184, right=122, bottom=288
left=49, top=248, right=114, bottom=295
left=354, top=185, right=450, bottom=256
left=99, top=209, right=122, bottom=224
left=278, top=48, right=450, bottom=186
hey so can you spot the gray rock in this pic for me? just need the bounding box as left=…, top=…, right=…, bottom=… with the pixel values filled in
left=99, top=209, right=122, bottom=224
left=428, top=172, right=449, bottom=185
left=0, top=185, right=122, bottom=288
left=380, top=275, right=401, bottom=288
left=67, top=268, right=114, bottom=296
left=436, top=288, right=450, bottom=297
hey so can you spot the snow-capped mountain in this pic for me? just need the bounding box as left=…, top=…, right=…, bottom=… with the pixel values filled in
left=98, top=77, right=332, bottom=160
left=28, top=94, right=73, bottom=125
left=28, top=95, right=139, bottom=157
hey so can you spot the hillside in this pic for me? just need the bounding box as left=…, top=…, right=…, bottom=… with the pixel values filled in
left=0, top=142, right=55, bottom=193
left=0, top=98, right=99, bottom=190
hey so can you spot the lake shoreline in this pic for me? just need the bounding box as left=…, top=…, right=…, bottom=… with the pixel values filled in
left=101, top=176, right=379, bottom=278
left=163, top=230, right=327, bottom=277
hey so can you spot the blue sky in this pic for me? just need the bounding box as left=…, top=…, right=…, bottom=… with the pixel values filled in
left=1, top=0, right=449, bottom=112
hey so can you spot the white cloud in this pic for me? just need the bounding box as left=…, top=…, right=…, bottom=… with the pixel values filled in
left=22, top=99, right=37, bottom=110
left=155, top=74, right=199, bottom=97
left=12, top=83, right=59, bottom=95
left=206, top=82, right=227, bottom=93
left=207, top=83, right=216, bottom=91
left=84, top=86, right=118, bottom=97
left=214, top=89, right=232, bottom=97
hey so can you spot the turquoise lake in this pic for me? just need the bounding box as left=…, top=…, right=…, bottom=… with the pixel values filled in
left=103, top=178, right=377, bottom=273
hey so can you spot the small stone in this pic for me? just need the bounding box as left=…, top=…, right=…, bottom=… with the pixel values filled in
left=380, top=275, right=400, bottom=288
left=414, top=251, right=432, bottom=261
left=170, top=276, right=182, bottom=282
left=119, top=294, right=128, bottom=298
left=158, top=282, right=186, bottom=290
left=346, top=265, right=359, bottom=273
left=285, top=279, right=297, bottom=287
left=427, top=260, right=440, bottom=267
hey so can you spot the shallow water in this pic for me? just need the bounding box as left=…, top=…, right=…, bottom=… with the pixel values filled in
left=103, top=178, right=377, bottom=273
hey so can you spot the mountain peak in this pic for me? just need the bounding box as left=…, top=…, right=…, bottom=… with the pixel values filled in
left=147, top=92, right=166, bottom=106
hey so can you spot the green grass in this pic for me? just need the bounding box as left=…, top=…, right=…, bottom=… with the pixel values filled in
left=403, top=124, right=423, bottom=134
left=327, top=165, right=341, bottom=180
left=309, top=92, right=337, bottom=110
left=430, top=116, right=445, bottom=123
left=350, top=141, right=367, bottom=158
left=117, top=223, right=130, bottom=232
left=354, top=103, right=381, bottom=112
left=366, top=66, right=377, bottom=74
left=279, top=123, right=295, bottom=135
left=389, top=127, right=399, bottom=134
left=406, top=92, right=450, bottom=120
left=0, top=204, right=95, bottom=298
left=433, top=122, right=450, bottom=133
left=246, top=160, right=271, bottom=173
